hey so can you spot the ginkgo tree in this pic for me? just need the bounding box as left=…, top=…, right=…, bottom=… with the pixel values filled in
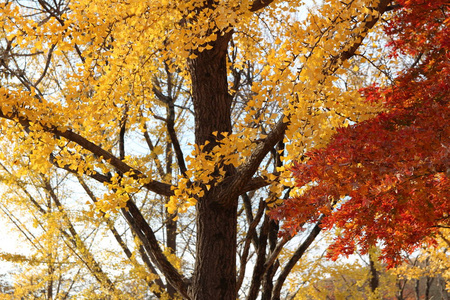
left=0, top=0, right=402, bottom=299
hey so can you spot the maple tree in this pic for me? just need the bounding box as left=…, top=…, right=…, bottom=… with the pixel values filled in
left=0, top=0, right=413, bottom=299
left=275, top=0, right=449, bottom=267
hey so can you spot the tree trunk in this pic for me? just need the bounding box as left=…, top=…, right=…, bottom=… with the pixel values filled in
left=189, top=32, right=237, bottom=299
left=192, top=197, right=238, bottom=299
left=166, top=198, right=178, bottom=297
left=369, top=250, right=379, bottom=293
left=189, top=35, right=233, bottom=149
left=165, top=139, right=178, bottom=298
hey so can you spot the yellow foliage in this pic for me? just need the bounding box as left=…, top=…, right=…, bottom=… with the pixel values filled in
left=0, top=0, right=398, bottom=297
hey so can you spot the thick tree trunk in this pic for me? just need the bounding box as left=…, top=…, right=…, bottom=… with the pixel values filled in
left=192, top=197, right=238, bottom=299
left=188, top=32, right=236, bottom=300
left=189, top=35, right=232, bottom=148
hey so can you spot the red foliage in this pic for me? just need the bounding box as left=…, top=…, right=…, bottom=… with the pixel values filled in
left=273, top=0, right=450, bottom=266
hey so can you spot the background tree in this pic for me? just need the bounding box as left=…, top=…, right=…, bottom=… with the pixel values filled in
left=0, top=0, right=406, bottom=299
left=290, top=240, right=449, bottom=300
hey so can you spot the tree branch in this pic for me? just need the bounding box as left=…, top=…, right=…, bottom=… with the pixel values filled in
left=0, top=106, right=174, bottom=196
left=166, top=101, right=188, bottom=176
left=237, top=199, right=265, bottom=293
left=121, top=200, right=191, bottom=299
left=226, top=0, right=394, bottom=199
left=77, top=176, right=167, bottom=296
left=325, top=0, right=393, bottom=76
left=0, top=100, right=189, bottom=296
left=249, top=0, right=276, bottom=12
left=226, top=117, right=288, bottom=200
left=34, top=43, right=56, bottom=87
left=142, top=123, right=166, bottom=177
left=242, top=176, right=270, bottom=193
left=43, top=179, right=117, bottom=294
left=272, top=219, right=323, bottom=300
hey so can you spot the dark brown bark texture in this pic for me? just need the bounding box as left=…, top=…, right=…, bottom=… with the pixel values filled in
left=369, top=251, right=379, bottom=293
left=189, top=33, right=233, bottom=149
left=192, top=198, right=238, bottom=299
left=188, top=32, right=238, bottom=300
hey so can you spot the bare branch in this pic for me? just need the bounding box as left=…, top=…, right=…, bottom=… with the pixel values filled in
left=242, top=176, right=270, bottom=193
left=76, top=175, right=167, bottom=296
left=121, top=200, right=191, bottom=299
left=237, top=199, right=265, bottom=293
left=166, top=102, right=188, bottom=176
left=43, top=179, right=117, bottom=294
left=142, top=123, right=166, bottom=177
left=34, top=43, right=56, bottom=87
left=272, top=220, right=323, bottom=300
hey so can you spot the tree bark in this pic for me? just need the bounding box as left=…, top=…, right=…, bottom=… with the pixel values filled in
left=188, top=31, right=237, bottom=299
left=189, top=34, right=233, bottom=149
left=166, top=196, right=178, bottom=298
left=192, top=197, right=238, bottom=299
left=369, top=250, right=379, bottom=295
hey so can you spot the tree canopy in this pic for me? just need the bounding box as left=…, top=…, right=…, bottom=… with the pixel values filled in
left=0, top=0, right=446, bottom=299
